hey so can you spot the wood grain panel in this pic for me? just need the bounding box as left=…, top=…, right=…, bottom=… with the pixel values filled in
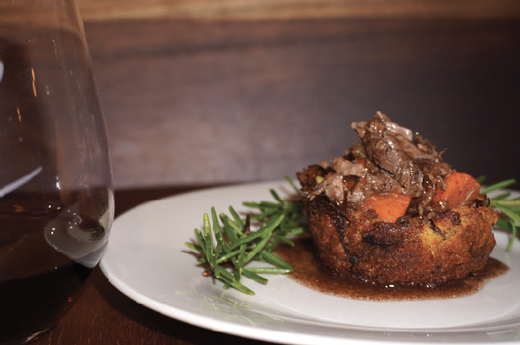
left=83, top=18, right=520, bottom=189
left=77, top=0, right=520, bottom=21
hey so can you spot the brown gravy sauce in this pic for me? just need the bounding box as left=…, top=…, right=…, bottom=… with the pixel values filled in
left=275, top=236, right=509, bottom=301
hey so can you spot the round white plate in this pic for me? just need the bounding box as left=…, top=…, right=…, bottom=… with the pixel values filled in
left=100, top=180, right=520, bottom=345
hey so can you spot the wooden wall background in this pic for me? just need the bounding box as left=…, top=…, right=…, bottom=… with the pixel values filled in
left=77, top=0, right=520, bottom=189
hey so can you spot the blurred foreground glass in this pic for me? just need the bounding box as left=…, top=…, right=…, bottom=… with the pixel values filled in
left=0, top=0, right=114, bottom=343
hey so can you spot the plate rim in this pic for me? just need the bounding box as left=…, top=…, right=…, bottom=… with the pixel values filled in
left=100, top=180, right=520, bottom=345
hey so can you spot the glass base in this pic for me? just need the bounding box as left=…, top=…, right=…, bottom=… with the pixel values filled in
left=4, top=328, right=51, bottom=345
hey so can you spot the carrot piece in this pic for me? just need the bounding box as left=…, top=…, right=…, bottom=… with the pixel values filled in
left=363, top=193, right=412, bottom=223
left=433, top=172, right=481, bottom=208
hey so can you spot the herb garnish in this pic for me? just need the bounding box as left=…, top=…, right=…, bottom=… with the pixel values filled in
left=187, top=176, right=519, bottom=294
left=185, top=177, right=308, bottom=295
left=478, top=176, right=519, bottom=251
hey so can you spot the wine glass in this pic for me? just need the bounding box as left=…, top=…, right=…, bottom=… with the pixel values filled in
left=0, top=0, right=114, bottom=343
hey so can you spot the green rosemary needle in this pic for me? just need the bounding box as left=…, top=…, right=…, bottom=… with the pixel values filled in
left=479, top=177, right=519, bottom=252
left=185, top=180, right=307, bottom=295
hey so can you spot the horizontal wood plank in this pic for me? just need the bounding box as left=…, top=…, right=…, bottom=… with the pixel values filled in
left=77, top=0, right=520, bottom=21
left=83, top=18, right=520, bottom=189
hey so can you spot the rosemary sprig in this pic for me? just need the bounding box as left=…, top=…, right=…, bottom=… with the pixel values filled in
left=479, top=176, right=519, bottom=252
left=185, top=179, right=307, bottom=295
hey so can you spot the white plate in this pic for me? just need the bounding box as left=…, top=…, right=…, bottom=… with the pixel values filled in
left=100, top=180, right=520, bottom=345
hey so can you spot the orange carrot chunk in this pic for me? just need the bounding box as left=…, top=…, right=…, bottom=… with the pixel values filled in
left=363, top=193, right=412, bottom=223
left=432, top=172, right=481, bottom=208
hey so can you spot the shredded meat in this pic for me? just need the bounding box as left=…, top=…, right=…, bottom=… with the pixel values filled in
left=309, top=158, right=365, bottom=203
left=301, top=111, right=454, bottom=220
left=329, top=158, right=365, bottom=177
left=356, top=112, right=432, bottom=198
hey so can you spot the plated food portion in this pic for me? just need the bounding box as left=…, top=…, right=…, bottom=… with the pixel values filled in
left=186, top=112, right=519, bottom=298
left=297, top=112, right=498, bottom=286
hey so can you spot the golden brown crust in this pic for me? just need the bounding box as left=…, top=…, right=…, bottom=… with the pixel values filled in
left=304, top=195, right=497, bottom=286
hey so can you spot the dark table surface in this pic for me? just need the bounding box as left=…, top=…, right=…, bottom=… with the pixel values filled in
left=33, top=186, right=271, bottom=345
